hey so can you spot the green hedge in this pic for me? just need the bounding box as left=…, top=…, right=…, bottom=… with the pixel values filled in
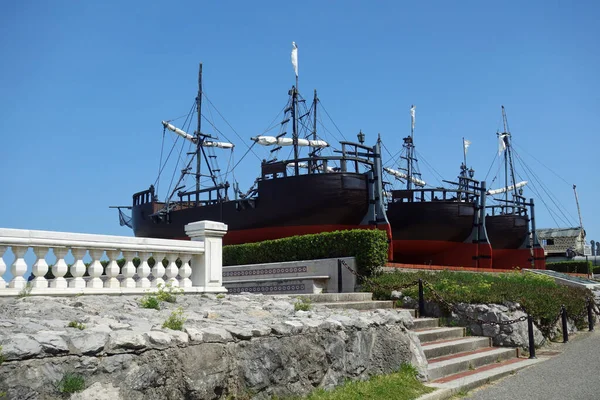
left=546, top=261, right=599, bottom=274
left=223, top=229, right=389, bottom=277
left=364, top=270, right=593, bottom=336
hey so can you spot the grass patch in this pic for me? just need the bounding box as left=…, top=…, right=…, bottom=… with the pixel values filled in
left=286, top=363, right=433, bottom=400
left=67, top=321, right=86, bottom=330
left=216, top=293, right=225, bottom=299
left=17, top=282, right=32, bottom=298
left=162, top=307, right=186, bottom=331
left=364, top=270, right=593, bottom=336
left=155, top=283, right=183, bottom=303
left=0, top=345, right=4, bottom=365
left=56, top=373, right=85, bottom=393
left=294, top=298, right=312, bottom=312
left=140, top=295, right=160, bottom=310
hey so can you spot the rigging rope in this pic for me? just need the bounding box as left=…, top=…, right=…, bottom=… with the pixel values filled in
left=318, top=99, right=348, bottom=142
left=513, top=141, right=572, bottom=186
left=155, top=127, right=166, bottom=194
left=513, top=151, right=576, bottom=226
left=203, top=92, right=261, bottom=161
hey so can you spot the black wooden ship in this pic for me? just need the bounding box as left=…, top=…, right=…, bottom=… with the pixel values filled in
left=114, top=54, right=390, bottom=246
left=484, top=106, right=545, bottom=269
left=383, top=107, right=492, bottom=268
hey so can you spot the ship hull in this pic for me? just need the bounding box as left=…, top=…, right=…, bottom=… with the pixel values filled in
left=387, top=201, right=491, bottom=267
left=485, top=214, right=543, bottom=269
left=132, top=172, right=381, bottom=245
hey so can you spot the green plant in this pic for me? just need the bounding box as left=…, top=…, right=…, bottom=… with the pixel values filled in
left=364, top=269, right=592, bottom=337
left=294, top=298, right=312, bottom=311
left=17, top=282, right=32, bottom=298
left=56, top=373, right=85, bottom=393
left=162, top=307, right=186, bottom=331
left=468, top=362, right=475, bottom=371
left=295, top=362, right=433, bottom=400
left=0, top=345, right=4, bottom=365
left=546, top=260, right=598, bottom=274
left=223, top=229, right=389, bottom=278
left=216, top=293, right=225, bottom=299
left=156, top=282, right=184, bottom=303
left=67, top=321, right=86, bottom=330
left=140, top=295, right=160, bottom=310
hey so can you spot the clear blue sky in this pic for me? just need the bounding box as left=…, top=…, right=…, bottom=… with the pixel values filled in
left=1, top=1, right=599, bottom=244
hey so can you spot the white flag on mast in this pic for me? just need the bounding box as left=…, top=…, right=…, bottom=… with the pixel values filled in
left=463, top=139, right=471, bottom=154
left=410, top=105, right=416, bottom=131
left=498, top=133, right=507, bottom=155
left=291, top=42, right=298, bottom=77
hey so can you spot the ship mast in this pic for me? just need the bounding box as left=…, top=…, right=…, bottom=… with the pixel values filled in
left=291, top=85, right=299, bottom=175
left=195, top=63, right=203, bottom=206
left=500, top=106, right=519, bottom=204
left=573, top=184, right=584, bottom=230
left=406, top=105, right=416, bottom=190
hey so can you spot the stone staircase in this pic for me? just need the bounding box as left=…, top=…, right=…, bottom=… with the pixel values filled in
left=294, top=292, right=395, bottom=310
left=412, top=314, right=546, bottom=398
left=268, top=293, right=546, bottom=398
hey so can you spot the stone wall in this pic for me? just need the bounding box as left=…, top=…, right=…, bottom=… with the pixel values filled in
left=0, top=294, right=426, bottom=399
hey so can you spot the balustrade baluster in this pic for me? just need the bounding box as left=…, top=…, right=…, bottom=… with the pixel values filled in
left=137, top=252, right=151, bottom=288
left=69, top=248, right=87, bottom=289
left=165, top=254, right=179, bottom=286
left=31, top=247, right=49, bottom=289
left=179, top=254, right=192, bottom=288
left=0, top=246, right=7, bottom=288
left=9, top=246, right=28, bottom=289
left=121, top=251, right=137, bottom=288
left=50, top=248, right=69, bottom=289
left=104, top=250, right=120, bottom=288
left=88, top=249, right=105, bottom=289
left=151, top=252, right=166, bottom=287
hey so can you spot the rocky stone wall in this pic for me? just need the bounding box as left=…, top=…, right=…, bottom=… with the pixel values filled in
left=0, top=294, right=426, bottom=399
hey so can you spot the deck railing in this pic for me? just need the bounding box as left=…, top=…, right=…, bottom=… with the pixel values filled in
left=0, top=220, right=227, bottom=296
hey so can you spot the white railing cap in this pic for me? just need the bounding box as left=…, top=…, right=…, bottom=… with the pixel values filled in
left=185, top=221, right=228, bottom=239
left=0, top=228, right=204, bottom=253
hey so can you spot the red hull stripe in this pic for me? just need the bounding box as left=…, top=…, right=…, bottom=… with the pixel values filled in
left=392, top=240, right=493, bottom=269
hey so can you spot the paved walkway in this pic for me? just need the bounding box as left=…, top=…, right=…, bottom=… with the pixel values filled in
left=464, top=330, right=600, bottom=400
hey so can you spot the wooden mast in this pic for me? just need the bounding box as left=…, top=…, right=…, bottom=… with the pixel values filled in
left=195, top=63, right=203, bottom=206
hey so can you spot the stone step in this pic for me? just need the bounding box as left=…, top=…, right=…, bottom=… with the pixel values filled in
left=421, top=337, right=491, bottom=359
left=412, top=318, right=439, bottom=330
left=427, top=357, right=545, bottom=395
left=224, top=277, right=329, bottom=295
left=415, top=327, right=465, bottom=343
left=292, top=292, right=373, bottom=303
left=316, top=301, right=395, bottom=311
left=427, top=347, right=517, bottom=381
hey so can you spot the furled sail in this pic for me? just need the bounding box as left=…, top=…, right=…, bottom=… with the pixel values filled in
left=384, top=167, right=426, bottom=187
left=162, top=121, right=195, bottom=143
left=487, top=181, right=528, bottom=195
left=162, top=121, right=233, bottom=148
left=202, top=141, right=234, bottom=149
left=251, top=136, right=328, bottom=148
left=287, top=161, right=336, bottom=173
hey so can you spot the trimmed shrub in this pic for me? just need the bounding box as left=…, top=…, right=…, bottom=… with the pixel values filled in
left=546, top=260, right=599, bottom=274
left=223, top=229, right=389, bottom=277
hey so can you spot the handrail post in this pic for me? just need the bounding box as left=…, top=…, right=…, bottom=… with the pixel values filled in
left=418, top=279, right=425, bottom=318
left=527, top=315, right=536, bottom=359
left=561, top=305, right=569, bottom=343
left=588, top=301, right=595, bottom=332
left=337, top=259, right=343, bottom=293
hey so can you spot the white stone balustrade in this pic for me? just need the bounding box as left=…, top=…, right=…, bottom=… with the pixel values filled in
left=0, top=221, right=228, bottom=296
